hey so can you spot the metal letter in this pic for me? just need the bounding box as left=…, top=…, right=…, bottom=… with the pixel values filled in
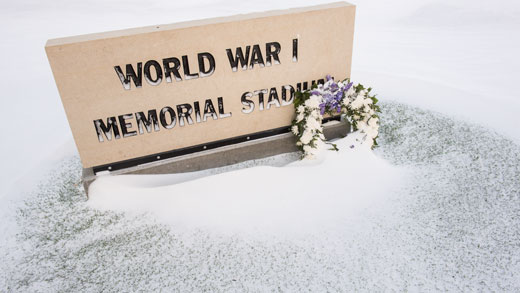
left=163, top=57, right=182, bottom=82
left=198, top=52, right=216, bottom=78
left=265, top=42, right=281, bottom=66
left=182, top=55, right=199, bottom=80
left=253, top=89, right=268, bottom=111
left=203, top=99, right=218, bottom=121
left=266, top=87, right=281, bottom=109
left=249, top=44, right=265, bottom=69
left=176, top=104, right=194, bottom=127
left=217, top=97, right=231, bottom=118
left=114, top=63, right=142, bottom=90
left=144, top=60, right=163, bottom=86
left=160, top=107, right=176, bottom=129
left=193, top=101, right=202, bottom=123
left=226, top=46, right=250, bottom=72
left=292, top=38, right=298, bottom=62
left=241, top=92, right=255, bottom=114
left=93, top=117, right=121, bottom=142
left=281, top=85, right=295, bottom=106
left=118, top=113, right=137, bottom=138
left=135, top=110, right=160, bottom=134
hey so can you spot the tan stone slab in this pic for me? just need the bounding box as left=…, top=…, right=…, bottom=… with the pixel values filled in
left=46, top=2, right=356, bottom=168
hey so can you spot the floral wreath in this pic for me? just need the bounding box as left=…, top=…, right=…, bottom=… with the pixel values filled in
left=291, top=75, right=381, bottom=158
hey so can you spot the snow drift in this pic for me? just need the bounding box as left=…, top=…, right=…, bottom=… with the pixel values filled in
left=88, top=132, right=407, bottom=236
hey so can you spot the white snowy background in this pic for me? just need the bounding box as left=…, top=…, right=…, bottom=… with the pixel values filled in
left=1, top=0, right=519, bottom=291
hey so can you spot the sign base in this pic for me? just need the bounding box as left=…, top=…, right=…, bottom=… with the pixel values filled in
left=82, top=120, right=350, bottom=195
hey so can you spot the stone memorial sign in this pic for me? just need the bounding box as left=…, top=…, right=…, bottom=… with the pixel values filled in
left=46, top=2, right=356, bottom=172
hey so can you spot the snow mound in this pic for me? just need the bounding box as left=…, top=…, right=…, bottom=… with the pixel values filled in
left=88, top=132, right=407, bottom=236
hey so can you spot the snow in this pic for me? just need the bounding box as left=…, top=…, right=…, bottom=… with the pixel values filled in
left=88, top=132, right=406, bottom=236
left=3, top=102, right=520, bottom=291
left=2, top=0, right=519, bottom=196
left=1, top=0, right=520, bottom=291
left=354, top=26, right=520, bottom=143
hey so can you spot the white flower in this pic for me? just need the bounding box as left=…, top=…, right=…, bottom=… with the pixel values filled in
left=296, top=141, right=303, bottom=146
left=306, top=117, right=321, bottom=130
left=366, top=128, right=378, bottom=139
left=303, top=145, right=319, bottom=158
left=368, top=118, right=378, bottom=128
left=296, top=113, right=304, bottom=123
left=351, top=96, right=364, bottom=110
left=291, top=125, right=299, bottom=135
left=346, top=87, right=355, bottom=97
left=363, top=98, right=373, bottom=106
left=297, top=105, right=305, bottom=113
left=305, top=95, right=321, bottom=109
left=324, top=80, right=333, bottom=88
left=300, top=130, right=313, bottom=144
left=357, top=121, right=367, bottom=130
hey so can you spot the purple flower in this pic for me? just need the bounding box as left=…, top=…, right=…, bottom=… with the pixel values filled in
left=309, top=75, right=352, bottom=115
left=319, top=103, right=326, bottom=115
left=344, top=82, right=353, bottom=92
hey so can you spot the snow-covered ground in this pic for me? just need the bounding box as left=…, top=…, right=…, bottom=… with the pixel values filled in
left=1, top=0, right=519, bottom=291
left=2, top=102, right=519, bottom=291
